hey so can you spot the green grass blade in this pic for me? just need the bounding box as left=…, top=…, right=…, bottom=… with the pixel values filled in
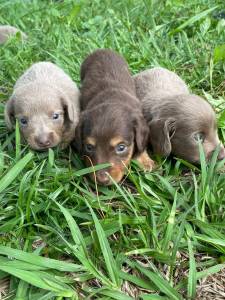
left=15, top=120, right=21, bottom=160
left=99, top=289, right=133, bottom=300
left=162, top=192, right=177, bottom=251
left=187, top=239, right=197, bottom=299
left=170, top=6, right=218, bottom=35
left=0, top=152, right=33, bottom=194
left=0, top=245, right=82, bottom=272
left=85, top=199, right=120, bottom=288
left=56, top=202, right=113, bottom=287
left=0, top=266, right=75, bottom=296
left=135, top=263, right=183, bottom=300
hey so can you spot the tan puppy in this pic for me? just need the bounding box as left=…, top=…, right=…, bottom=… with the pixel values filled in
left=0, top=25, right=27, bottom=44
left=5, top=62, right=80, bottom=150
left=134, top=67, right=225, bottom=163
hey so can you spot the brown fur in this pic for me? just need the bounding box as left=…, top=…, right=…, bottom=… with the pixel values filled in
left=134, top=67, right=225, bottom=163
left=74, top=49, right=154, bottom=185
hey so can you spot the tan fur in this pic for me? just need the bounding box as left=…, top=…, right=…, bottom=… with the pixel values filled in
left=110, top=136, right=124, bottom=147
left=0, top=25, right=27, bottom=44
left=136, top=150, right=156, bottom=171
left=86, top=137, right=96, bottom=146
left=5, top=62, right=80, bottom=150
left=134, top=67, right=225, bottom=163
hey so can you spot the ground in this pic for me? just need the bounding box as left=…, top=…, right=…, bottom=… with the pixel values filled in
left=0, top=0, right=225, bottom=299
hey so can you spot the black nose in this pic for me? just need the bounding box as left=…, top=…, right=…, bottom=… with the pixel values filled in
left=96, top=170, right=110, bottom=185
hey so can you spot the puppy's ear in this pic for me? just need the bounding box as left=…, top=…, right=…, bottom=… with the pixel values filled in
left=60, top=96, right=75, bottom=124
left=73, top=114, right=83, bottom=153
left=149, top=118, right=176, bottom=157
left=133, top=112, right=149, bottom=155
left=4, top=97, right=15, bottom=130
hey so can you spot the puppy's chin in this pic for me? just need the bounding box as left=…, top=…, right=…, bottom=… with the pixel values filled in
left=90, top=165, right=126, bottom=186
left=85, top=156, right=130, bottom=186
left=27, top=135, right=62, bottom=151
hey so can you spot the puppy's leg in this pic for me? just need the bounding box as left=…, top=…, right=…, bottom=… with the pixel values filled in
left=136, top=150, right=155, bottom=171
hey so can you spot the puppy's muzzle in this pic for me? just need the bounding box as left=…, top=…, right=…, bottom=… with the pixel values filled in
left=96, top=169, right=110, bottom=185
left=208, top=145, right=225, bottom=161
left=35, top=132, right=54, bottom=149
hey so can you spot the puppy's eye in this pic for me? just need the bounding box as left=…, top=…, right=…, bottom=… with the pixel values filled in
left=194, top=132, right=205, bottom=143
left=115, top=143, right=128, bottom=154
left=85, top=144, right=95, bottom=153
left=19, top=117, right=28, bottom=126
left=52, top=113, right=60, bottom=120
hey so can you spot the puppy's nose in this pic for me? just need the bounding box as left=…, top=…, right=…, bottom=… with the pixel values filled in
left=35, top=133, right=53, bottom=148
left=96, top=170, right=110, bottom=185
left=218, top=146, right=225, bottom=160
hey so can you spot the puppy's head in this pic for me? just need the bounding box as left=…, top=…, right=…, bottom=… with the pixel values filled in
left=147, top=94, right=225, bottom=163
left=75, top=103, right=149, bottom=185
left=5, top=83, right=75, bottom=150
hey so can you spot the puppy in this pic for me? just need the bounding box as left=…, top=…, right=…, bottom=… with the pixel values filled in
left=5, top=62, right=80, bottom=150
left=134, top=67, right=225, bottom=163
left=75, top=49, right=154, bottom=185
left=0, top=25, right=27, bottom=44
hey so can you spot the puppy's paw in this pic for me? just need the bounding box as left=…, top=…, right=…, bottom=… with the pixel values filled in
left=136, top=151, right=156, bottom=171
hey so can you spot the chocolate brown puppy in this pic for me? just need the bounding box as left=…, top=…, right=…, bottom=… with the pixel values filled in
left=5, top=62, right=80, bottom=150
left=75, top=49, right=154, bottom=185
left=134, top=67, right=225, bottom=163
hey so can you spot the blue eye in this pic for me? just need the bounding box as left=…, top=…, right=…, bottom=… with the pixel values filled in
left=53, top=113, right=60, bottom=120
left=115, top=143, right=127, bottom=154
left=85, top=144, right=95, bottom=153
left=194, top=132, right=205, bottom=143
left=19, top=117, right=28, bottom=126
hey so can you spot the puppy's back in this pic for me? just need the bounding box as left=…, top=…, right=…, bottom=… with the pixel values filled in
left=134, top=67, right=189, bottom=102
left=80, top=49, right=136, bottom=109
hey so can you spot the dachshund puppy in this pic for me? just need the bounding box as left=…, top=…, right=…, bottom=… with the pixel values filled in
left=5, top=62, right=80, bottom=150
left=134, top=67, right=225, bottom=163
left=75, top=49, right=154, bottom=185
left=0, top=25, right=27, bottom=44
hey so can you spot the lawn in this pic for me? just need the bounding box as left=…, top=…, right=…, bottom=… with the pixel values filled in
left=0, top=0, right=225, bottom=299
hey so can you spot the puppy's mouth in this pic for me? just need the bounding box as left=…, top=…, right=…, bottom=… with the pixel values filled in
left=91, top=163, right=128, bottom=186
left=29, top=141, right=60, bottom=151
left=34, top=144, right=53, bottom=151
left=27, top=133, right=61, bottom=151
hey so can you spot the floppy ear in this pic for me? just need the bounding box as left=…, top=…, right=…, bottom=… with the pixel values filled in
left=4, top=97, right=15, bottom=130
left=133, top=112, right=150, bottom=155
left=72, top=114, right=83, bottom=153
left=148, top=118, right=176, bottom=157
left=60, top=96, right=76, bottom=124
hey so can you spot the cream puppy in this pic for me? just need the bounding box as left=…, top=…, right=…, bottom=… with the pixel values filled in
left=5, top=62, right=80, bottom=150
left=134, top=67, right=225, bottom=163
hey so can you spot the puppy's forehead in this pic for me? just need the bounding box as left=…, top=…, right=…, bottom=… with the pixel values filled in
left=169, top=95, right=216, bottom=128
left=14, top=91, right=62, bottom=115
left=83, top=107, right=134, bottom=141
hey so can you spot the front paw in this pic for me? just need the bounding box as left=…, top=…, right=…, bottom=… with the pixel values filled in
left=136, top=151, right=156, bottom=171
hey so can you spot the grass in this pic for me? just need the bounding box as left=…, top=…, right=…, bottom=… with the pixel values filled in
left=0, top=0, right=225, bottom=299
